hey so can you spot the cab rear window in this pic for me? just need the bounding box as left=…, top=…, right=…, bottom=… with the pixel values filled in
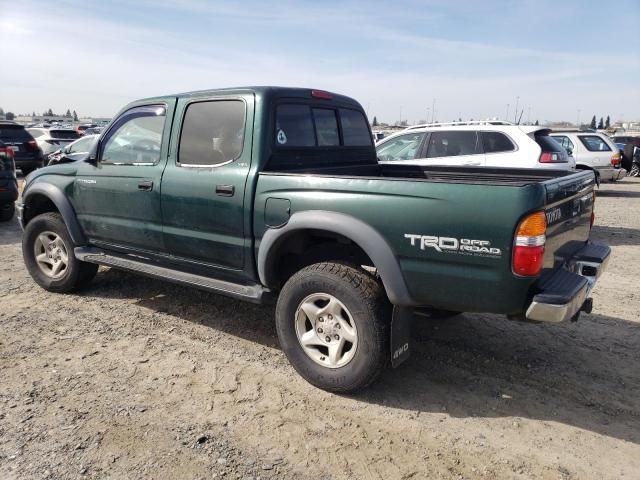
left=275, top=104, right=372, bottom=148
left=50, top=130, right=80, bottom=140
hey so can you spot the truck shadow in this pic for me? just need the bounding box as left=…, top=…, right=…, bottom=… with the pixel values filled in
left=590, top=225, right=640, bottom=246
left=361, top=312, right=640, bottom=445
left=81, top=268, right=640, bottom=446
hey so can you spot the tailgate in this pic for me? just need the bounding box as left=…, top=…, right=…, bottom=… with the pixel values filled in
left=542, top=170, right=596, bottom=270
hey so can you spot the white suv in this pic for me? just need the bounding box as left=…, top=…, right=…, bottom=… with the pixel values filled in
left=549, top=131, right=625, bottom=182
left=375, top=121, right=575, bottom=170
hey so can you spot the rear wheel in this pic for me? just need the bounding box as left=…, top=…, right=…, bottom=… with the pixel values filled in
left=0, top=202, right=14, bottom=222
left=22, top=212, right=98, bottom=292
left=276, top=262, right=391, bottom=393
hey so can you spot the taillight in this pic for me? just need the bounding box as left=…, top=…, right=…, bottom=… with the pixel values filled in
left=27, top=140, right=38, bottom=150
left=539, top=152, right=566, bottom=163
left=513, top=211, right=546, bottom=276
left=611, top=152, right=621, bottom=167
left=0, top=146, right=12, bottom=158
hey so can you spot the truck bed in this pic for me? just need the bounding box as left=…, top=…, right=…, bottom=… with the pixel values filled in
left=264, top=162, right=583, bottom=187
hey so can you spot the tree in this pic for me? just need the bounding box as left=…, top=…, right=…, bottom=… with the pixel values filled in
left=46, top=108, right=53, bottom=116
left=5, top=112, right=15, bottom=120
left=590, top=115, right=597, bottom=129
left=73, top=110, right=78, bottom=121
left=32, top=111, right=36, bottom=117
left=65, top=109, right=72, bottom=117
left=0, top=107, right=4, bottom=115
left=605, top=115, right=610, bottom=128
left=372, top=116, right=378, bottom=127
left=597, top=117, right=604, bottom=129
left=534, top=119, right=539, bottom=126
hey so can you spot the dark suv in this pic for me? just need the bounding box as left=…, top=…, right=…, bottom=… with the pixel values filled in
left=0, top=140, right=18, bottom=221
left=0, top=121, right=44, bottom=175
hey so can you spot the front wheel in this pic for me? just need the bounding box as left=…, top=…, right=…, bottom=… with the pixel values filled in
left=276, top=262, right=391, bottom=393
left=22, top=212, right=98, bottom=293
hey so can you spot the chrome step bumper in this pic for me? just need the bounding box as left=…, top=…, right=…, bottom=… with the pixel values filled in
left=526, top=242, right=610, bottom=323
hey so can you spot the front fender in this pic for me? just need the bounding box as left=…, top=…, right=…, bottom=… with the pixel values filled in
left=22, top=183, right=86, bottom=245
left=257, top=211, right=415, bottom=306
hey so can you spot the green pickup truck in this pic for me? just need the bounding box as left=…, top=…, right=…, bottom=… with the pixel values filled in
left=17, top=87, right=610, bottom=392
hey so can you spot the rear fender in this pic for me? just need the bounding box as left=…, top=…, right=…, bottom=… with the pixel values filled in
left=257, top=211, right=414, bottom=306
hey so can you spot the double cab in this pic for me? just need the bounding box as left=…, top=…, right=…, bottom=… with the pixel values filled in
left=18, top=87, right=610, bottom=392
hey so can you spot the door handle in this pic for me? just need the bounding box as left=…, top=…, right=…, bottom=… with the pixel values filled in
left=216, top=184, right=235, bottom=196
left=138, top=180, right=154, bottom=191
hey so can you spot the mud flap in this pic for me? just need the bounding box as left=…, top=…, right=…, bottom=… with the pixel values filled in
left=391, top=306, right=412, bottom=368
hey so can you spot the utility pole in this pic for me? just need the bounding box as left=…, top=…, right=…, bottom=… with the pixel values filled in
left=505, top=104, right=510, bottom=121
left=426, top=107, right=430, bottom=124
left=431, top=98, right=436, bottom=123
left=514, top=96, right=520, bottom=123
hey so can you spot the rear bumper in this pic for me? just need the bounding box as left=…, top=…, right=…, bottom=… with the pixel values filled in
left=597, top=167, right=626, bottom=182
left=526, top=242, right=610, bottom=322
left=0, top=179, right=19, bottom=203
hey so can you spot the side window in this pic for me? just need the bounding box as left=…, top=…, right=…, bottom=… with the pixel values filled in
left=427, top=131, right=479, bottom=158
left=102, top=106, right=166, bottom=165
left=482, top=131, right=515, bottom=153
left=179, top=100, right=245, bottom=166
left=275, top=104, right=315, bottom=147
left=376, top=133, right=425, bottom=161
left=312, top=108, right=339, bottom=146
left=68, top=136, right=93, bottom=154
left=579, top=135, right=611, bottom=152
left=339, top=108, right=372, bottom=146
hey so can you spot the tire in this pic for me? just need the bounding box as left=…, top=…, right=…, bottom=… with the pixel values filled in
left=630, top=163, right=640, bottom=177
left=20, top=168, right=33, bottom=176
left=22, top=212, right=98, bottom=293
left=276, top=262, right=391, bottom=393
left=0, top=202, right=14, bottom=222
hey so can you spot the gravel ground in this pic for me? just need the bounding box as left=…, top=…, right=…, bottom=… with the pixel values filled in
left=1, top=177, right=639, bottom=480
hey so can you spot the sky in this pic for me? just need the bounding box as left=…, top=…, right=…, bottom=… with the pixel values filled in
left=0, top=0, right=639, bottom=124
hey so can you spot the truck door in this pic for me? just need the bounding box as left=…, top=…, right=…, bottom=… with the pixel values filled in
left=71, top=103, right=174, bottom=252
left=160, top=94, right=254, bottom=272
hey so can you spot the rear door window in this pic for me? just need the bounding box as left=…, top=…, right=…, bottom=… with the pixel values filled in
left=339, top=109, right=372, bottom=146
left=579, top=135, right=611, bottom=152
left=481, top=131, right=515, bottom=153
left=179, top=100, right=246, bottom=166
left=426, top=131, right=480, bottom=158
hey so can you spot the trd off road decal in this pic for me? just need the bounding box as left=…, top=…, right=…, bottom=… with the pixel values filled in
left=404, top=234, right=502, bottom=257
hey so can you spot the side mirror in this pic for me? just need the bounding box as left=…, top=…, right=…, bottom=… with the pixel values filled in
left=567, top=148, right=573, bottom=156
left=85, top=141, right=99, bottom=165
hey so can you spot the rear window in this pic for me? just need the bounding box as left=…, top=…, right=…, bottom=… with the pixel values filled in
left=482, top=131, right=515, bottom=153
left=50, top=130, right=80, bottom=140
left=274, top=104, right=372, bottom=148
left=579, top=135, right=611, bottom=152
left=0, top=125, right=32, bottom=141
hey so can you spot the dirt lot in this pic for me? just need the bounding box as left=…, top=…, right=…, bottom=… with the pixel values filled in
left=1, top=178, right=639, bottom=480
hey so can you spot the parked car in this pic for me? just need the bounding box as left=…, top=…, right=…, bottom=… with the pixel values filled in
left=550, top=131, right=625, bottom=182
left=17, top=87, right=609, bottom=393
left=47, top=135, right=99, bottom=166
left=27, top=127, right=81, bottom=164
left=0, top=140, right=19, bottom=221
left=83, top=127, right=104, bottom=136
left=612, top=135, right=640, bottom=172
left=376, top=122, right=575, bottom=170
left=0, top=121, right=44, bottom=175
left=76, top=124, right=97, bottom=136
